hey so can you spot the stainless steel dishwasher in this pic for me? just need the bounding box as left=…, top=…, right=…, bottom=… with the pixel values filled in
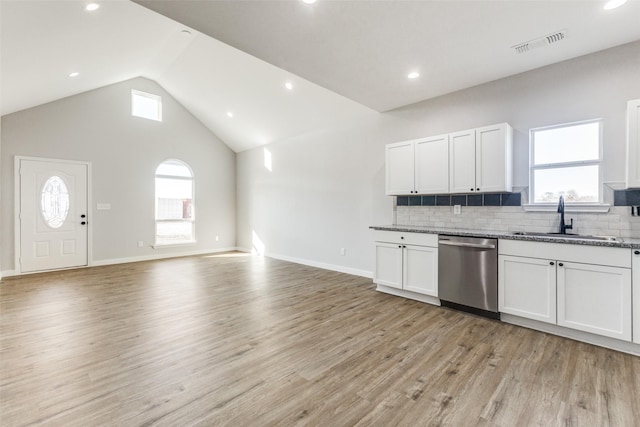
left=438, top=235, right=499, bottom=319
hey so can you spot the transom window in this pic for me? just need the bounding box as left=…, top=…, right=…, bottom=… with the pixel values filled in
left=155, top=160, right=194, bottom=245
left=529, top=120, right=602, bottom=204
left=132, top=90, right=162, bottom=122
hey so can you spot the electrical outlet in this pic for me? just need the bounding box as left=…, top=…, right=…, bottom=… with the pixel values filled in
left=453, top=205, right=461, bottom=214
left=137, top=241, right=144, bottom=248
left=340, top=248, right=346, bottom=256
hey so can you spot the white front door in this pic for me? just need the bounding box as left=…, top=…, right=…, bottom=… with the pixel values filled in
left=19, top=158, right=89, bottom=273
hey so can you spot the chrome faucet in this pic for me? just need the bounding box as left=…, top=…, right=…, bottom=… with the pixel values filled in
left=557, top=195, right=573, bottom=234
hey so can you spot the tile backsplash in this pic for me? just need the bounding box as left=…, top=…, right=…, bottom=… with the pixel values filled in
left=397, top=192, right=521, bottom=207
left=395, top=205, right=640, bottom=239
left=394, top=189, right=640, bottom=239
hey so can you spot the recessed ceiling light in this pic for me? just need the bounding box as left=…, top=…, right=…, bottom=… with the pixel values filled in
left=301, top=0, right=317, bottom=4
left=69, top=72, right=80, bottom=78
left=227, top=111, right=234, bottom=118
left=85, top=3, right=100, bottom=12
left=408, top=72, right=420, bottom=79
left=285, top=82, right=293, bottom=90
left=603, top=0, right=627, bottom=10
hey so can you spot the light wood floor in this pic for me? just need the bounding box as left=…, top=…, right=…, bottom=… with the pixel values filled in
left=1, top=253, right=639, bottom=426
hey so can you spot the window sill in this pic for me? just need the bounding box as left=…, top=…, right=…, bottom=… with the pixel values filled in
left=522, top=203, right=610, bottom=213
left=152, top=240, right=197, bottom=249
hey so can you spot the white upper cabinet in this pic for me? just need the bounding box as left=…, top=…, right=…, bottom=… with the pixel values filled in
left=386, top=123, right=512, bottom=195
left=625, top=99, right=640, bottom=188
left=449, top=129, right=476, bottom=193
left=386, top=135, right=449, bottom=195
left=386, top=141, right=415, bottom=195
left=476, top=123, right=513, bottom=192
left=450, top=123, right=513, bottom=194
left=415, top=134, right=449, bottom=194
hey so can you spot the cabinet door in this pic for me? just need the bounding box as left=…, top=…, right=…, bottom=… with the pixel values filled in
left=557, top=262, right=632, bottom=341
left=403, top=244, right=438, bottom=296
left=386, top=141, right=415, bottom=195
left=374, top=242, right=403, bottom=289
left=626, top=99, right=640, bottom=188
left=632, top=250, right=640, bottom=344
left=449, top=129, right=476, bottom=193
left=498, top=255, right=556, bottom=324
left=415, top=135, right=449, bottom=194
left=476, top=123, right=512, bottom=192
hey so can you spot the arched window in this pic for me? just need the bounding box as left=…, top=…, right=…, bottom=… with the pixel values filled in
left=155, top=160, right=194, bottom=245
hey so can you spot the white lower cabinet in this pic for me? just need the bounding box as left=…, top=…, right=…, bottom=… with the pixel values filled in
left=403, top=245, right=438, bottom=295
left=498, top=255, right=556, bottom=324
left=374, top=242, right=404, bottom=289
left=498, top=240, right=633, bottom=343
left=557, top=262, right=631, bottom=341
left=374, top=231, right=438, bottom=297
left=631, top=250, right=640, bottom=344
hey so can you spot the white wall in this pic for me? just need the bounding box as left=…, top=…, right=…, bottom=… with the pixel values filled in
left=1, top=77, right=236, bottom=274
left=236, top=41, right=640, bottom=276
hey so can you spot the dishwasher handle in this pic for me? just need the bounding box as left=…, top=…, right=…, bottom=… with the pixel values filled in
left=438, top=240, right=496, bottom=250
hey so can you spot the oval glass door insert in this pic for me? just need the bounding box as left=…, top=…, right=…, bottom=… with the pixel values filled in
left=41, top=176, right=70, bottom=228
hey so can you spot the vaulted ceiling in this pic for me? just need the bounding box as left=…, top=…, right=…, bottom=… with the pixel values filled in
left=2, top=1, right=640, bottom=153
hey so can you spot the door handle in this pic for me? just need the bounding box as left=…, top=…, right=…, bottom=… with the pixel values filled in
left=438, top=241, right=496, bottom=250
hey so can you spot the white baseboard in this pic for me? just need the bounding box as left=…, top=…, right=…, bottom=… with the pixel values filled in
left=375, top=284, right=441, bottom=306
left=264, top=251, right=373, bottom=278
left=0, top=269, right=18, bottom=279
left=2, top=248, right=371, bottom=280
left=91, top=247, right=240, bottom=267
left=0, top=247, right=241, bottom=278
left=501, top=313, right=640, bottom=356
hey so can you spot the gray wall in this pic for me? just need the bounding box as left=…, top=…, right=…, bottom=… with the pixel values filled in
left=236, top=41, right=640, bottom=276
left=1, top=77, right=236, bottom=273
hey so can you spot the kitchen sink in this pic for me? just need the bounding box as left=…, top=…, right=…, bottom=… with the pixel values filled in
left=512, top=232, right=620, bottom=242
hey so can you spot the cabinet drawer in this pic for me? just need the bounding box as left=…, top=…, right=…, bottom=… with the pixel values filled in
left=372, top=230, right=438, bottom=247
left=498, top=239, right=630, bottom=268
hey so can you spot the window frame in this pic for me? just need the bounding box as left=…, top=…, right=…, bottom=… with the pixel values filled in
left=528, top=119, right=604, bottom=206
left=131, top=89, right=162, bottom=122
left=153, top=159, right=196, bottom=247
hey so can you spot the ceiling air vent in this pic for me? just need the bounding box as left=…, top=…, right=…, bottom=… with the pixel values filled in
left=512, top=29, right=568, bottom=54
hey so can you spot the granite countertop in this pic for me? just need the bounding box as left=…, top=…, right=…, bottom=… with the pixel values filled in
left=370, top=225, right=640, bottom=249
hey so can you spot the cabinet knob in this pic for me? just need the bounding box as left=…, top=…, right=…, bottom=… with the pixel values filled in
left=476, top=188, right=480, bottom=191
left=635, top=250, right=640, bottom=255
left=558, top=262, right=564, bottom=267
left=549, top=261, right=554, bottom=266
left=398, top=245, right=402, bottom=248
left=400, top=236, right=404, bottom=239
left=470, top=188, right=474, bottom=191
